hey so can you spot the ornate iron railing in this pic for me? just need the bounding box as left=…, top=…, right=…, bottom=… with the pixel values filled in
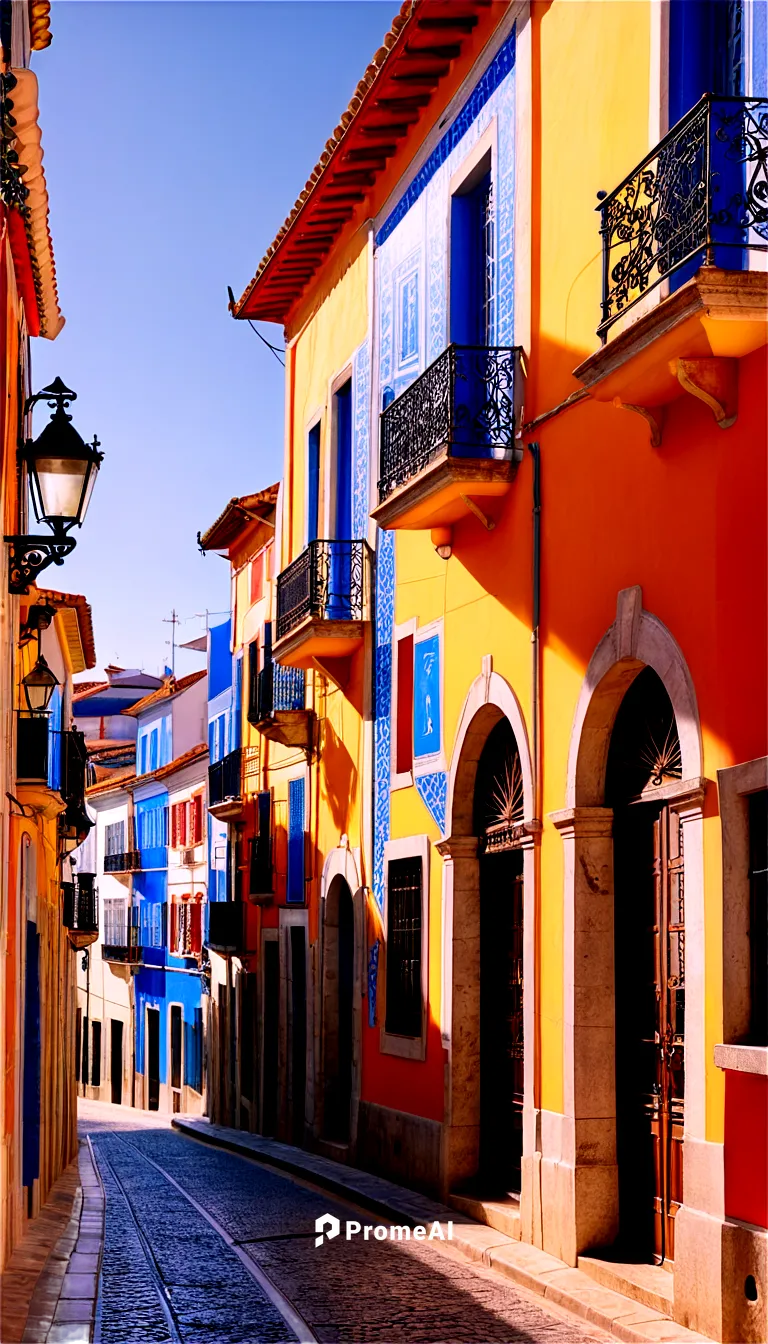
left=208, top=747, right=242, bottom=805
left=256, top=659, right=305, bottom=720
left=104, top=851, right=141, bottom=873
left=276, top=539, right=372, bottom=641
left=63, top=874, right=98, bottom=936
left=378, top=344, right=524, bottom=503
left=102, top=925, right=140, bottom=965
left=597, top=95, right=768, bottom=340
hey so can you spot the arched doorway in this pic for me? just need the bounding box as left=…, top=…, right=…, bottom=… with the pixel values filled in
left=473, top=719, right=525, bottom=1195
left=322, top=876, right=355, bottom=1143
left=607, top=667, right=684, bottom=1266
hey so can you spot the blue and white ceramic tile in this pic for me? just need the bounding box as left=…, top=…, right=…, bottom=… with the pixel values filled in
left=415, top=772, right=448, bottom=834
left=352, top=339, right=370, bottom=540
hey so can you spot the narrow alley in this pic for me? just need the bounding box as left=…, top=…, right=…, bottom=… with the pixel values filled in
left=81, top=1103, right=607, bottom=1344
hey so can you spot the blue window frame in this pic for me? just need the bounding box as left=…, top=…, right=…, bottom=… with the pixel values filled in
left=399, top=270, right=419, bottom=366
left=307, top=422, right=321, bottom=545
left=287, top=777, right=305, bottom=904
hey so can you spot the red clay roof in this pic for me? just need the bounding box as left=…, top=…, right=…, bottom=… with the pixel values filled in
left=86, top=743, right=208, bottom=798
left=199, top=483, right=279, bottom=552
left=122, top=669, right=207, bottom=718
left=73, top=680, right=106, bottom=700
left=234, top=0, right=495, bottom=323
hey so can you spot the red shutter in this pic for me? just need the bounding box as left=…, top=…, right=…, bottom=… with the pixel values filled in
left=169, top=900, right=178, bottom=954
left=191, top=795, right=203, bottom=846
left=396, top=634, right=414, bottom=775
left=170, top=804, right=178, bottom=848
left=190, top=900, right=202, bottom=956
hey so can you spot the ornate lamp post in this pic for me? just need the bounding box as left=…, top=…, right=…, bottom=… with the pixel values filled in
left=21, top=653, right=59, bottom=714
left=5, top=378, right=103, bottom=594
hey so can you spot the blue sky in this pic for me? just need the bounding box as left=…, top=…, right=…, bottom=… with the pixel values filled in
left=31, top=0, right=393, bottom=680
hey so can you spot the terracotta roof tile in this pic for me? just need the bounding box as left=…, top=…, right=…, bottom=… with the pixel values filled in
left=122, top=669, right=207, bottom=718
left=199, top=483, right=279, bottom=552
left=34, top=587, right=97, bottom=670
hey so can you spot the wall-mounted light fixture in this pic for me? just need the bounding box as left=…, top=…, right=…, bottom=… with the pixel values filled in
left=431, top=526, right=453, bottom=561
left=5, top=378, right=103, bottom=594
left=21, top=653, right=59, bottom=715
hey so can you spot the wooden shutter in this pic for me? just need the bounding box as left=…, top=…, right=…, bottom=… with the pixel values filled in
left=169, top=900, right=179, bottom=955
left=191, top=795, right=203, bottom=846
left=190, top=900, right=203, bottom=956
left=396, top=634, right=414, bottom=775
left=171, top=801, right=187, bottom=848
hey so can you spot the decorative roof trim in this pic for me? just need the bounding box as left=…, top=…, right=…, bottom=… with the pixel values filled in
left=233, top=2, right=495, bottom=323
left=2, top=68, right=63, bottom=338
left=123, top=669, right=207, bottom=718
left=199, top=483, right=279, bottom=552
left=33, top=587, right=97, bottom=670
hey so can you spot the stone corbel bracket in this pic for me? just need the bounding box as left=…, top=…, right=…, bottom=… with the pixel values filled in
left=674, top=356, right=738, bottom=429
left=611, top=356, right=738, bottom=447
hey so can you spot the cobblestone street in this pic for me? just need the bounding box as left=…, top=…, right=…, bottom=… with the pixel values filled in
left=81, top=1106, right=608, bottom=1344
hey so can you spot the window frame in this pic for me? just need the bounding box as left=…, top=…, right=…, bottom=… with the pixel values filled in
left=390, top=618, right=417, bottom=790
left=380, top=834, right=430, bottom=1061
left=717, top=756, right=768, bottom=1058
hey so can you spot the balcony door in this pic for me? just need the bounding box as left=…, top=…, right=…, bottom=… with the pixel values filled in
left=146, top=1007, right=160, bottom=1112
left=450, top=161, right=495, bottom=348
left=329, top=379, right=353, bottom=619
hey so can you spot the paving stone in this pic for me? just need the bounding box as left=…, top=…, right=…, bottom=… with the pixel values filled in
left=60, top=1273, right=97, bottom=1299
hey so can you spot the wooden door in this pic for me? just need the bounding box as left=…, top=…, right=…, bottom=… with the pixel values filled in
left=649, top=808, right=685, bottom=1264
left=110, top=1020, right=123, bottom=1106
left=146, top=1008, right=160, bottom=1112
left=479, top=849, right=524, bottom=1194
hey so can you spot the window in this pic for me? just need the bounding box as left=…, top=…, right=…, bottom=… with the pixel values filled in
left=91, top=1021, right=101, bottom=1087
left=170, top=897, right=202, bottom=958
left=103, top=898, right=128, bottom=947
left=385, top=856, right=423, bottom=1038
left=190, top=795, right=204, bottom=847
left=105, top=821, right=125, bottom=857
left=749, top=790, right=767, bottom=1045
left=248, top=640, right=259, bottom=723
left=307, top=421, right=321, bottom=545
left=287, top=777, right=305, bottom=904
left=450, top=151, right=495, bottom=347
left=139, top=734, right=148, bottom=775
left=395, top=634, right=414, bottom=777
left=399, top=269, right=419, bottom=365
left=138, top=802, right=168, bottom=853
left=149, top=727, right=159, bottom=773
left=250, top=791, right=272, bottom=895
left=171, top=801, right=187, bottom=849
left=333, top=382, right=352, bottom=541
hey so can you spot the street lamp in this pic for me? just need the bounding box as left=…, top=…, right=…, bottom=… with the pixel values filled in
left=5, top=378, right=104, bottom=594
left=21, top=654, right=59, bottom=714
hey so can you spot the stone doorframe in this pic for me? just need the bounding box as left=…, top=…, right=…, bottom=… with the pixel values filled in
left=437, top=658, right=538, bottom=1236
left=547, top=585, right=709, bottom=1269
left=314, top=845, right=365, bottom=1157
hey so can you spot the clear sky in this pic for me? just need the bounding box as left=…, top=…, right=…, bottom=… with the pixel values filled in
left=31, top=0, right=393, bottom=681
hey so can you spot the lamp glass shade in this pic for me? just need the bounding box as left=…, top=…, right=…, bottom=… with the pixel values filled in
left=26, top=413, right=101, bottom=528
left=22, top=655, right=59, bottom=714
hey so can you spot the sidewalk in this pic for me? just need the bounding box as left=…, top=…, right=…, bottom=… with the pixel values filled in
left=0, top=1140, right=105, bottom=1344
left=173, top=1116, right=711, bottom=1344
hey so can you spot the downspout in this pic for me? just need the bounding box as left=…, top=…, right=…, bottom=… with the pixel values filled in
left=528, top=439, right=543, bottom=1249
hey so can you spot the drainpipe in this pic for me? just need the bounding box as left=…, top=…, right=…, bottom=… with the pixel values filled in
left=528, top=442, right=541, bottom=827
left=528, top=440, right=544, bottom=1248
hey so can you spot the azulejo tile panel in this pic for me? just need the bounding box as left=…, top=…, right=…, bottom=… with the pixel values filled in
left=415, top=772, right=448, bottom=834
left=352, top=340, right=370, bottom=540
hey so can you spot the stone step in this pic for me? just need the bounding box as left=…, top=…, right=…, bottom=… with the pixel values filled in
left=578, top=1254, right=674, bottom=1317
left=448, top=1191, right=522, bottom=1241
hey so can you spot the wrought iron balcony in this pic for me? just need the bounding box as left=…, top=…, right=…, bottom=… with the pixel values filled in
left=209, top=747, right=242, bottom=806
left=104, top=851, right=141, bottom=873
left=102, top=925, right=141, bottom=965
left=206, top=899, right=246, bottom=955
left=375, top=344, right=525, bottom=531
left=274, top=539, right=372, bottom=671
left=597, top=95, right=768, bottom=341
left=250, top=656, right=310, bottom=750
left=63, top=874, right=99, bottom=950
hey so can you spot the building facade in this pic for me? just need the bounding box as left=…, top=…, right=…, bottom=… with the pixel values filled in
left=0, top=0, right=99, bottom=1270
left=222, top=2, right=767, bottom=1341
left=74, top=671, right=208, bottom=1116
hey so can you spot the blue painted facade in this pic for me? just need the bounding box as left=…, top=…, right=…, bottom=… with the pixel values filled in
left=373, top=27, right=517, bottom=906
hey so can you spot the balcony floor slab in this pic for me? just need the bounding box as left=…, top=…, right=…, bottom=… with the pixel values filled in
left=373, top=446, right=519, bottom=531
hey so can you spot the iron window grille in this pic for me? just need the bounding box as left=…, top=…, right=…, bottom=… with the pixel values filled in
left=378, top=344, right=525, bottom=503
left=385, top=856, right=423, bottom=1038
left=597, top=94, right=768, bottom=340
left=276, top=539, right=372, bottom=642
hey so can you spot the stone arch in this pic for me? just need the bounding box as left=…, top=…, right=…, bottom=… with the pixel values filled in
left=547, top=586, right=707, bottom=1267
left=566, top=585, right=703, bottom=808
left=317, top=846, right=364, bottom=1154
left=439, top=662, right=536, bottom=1233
